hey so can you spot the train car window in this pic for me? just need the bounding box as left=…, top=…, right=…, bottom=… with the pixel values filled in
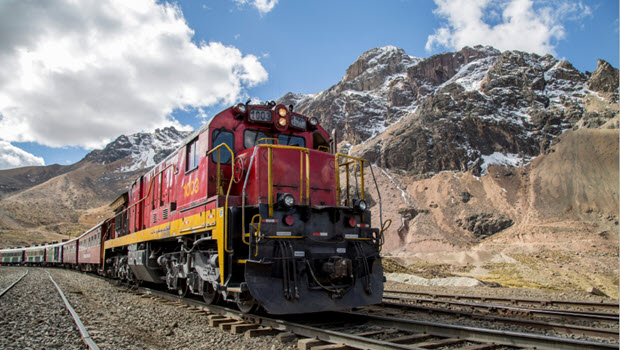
left=186, top=138, right=199, bottom=171
left=278, top=134, right=306, bottom=147
left=244, top=129, right=274, bottom=149
left=211, top=129, right=233, bottom=164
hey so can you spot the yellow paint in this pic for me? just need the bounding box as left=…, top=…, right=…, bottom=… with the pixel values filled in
left=183, top=179, right=199, bottom=197
left=104, top=210, right=207, bottom=249
left=104, top=207, right=228, bottom=285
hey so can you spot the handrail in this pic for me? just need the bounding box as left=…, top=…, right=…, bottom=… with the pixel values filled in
left=241, top=137, right=280, bottom=247
left=335, top=154, right=386, bottom=249
left=335, top=154, right=367, bottom=206
left=241, top=143, right=311, bottom=259
left=206, top=143, right=235, bottom=254
left=257, top=144, right=311, bottom=218
left=250, top=214, right=261, bottom=257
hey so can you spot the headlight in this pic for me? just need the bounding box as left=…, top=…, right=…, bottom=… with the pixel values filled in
left=308, top=117, right=319, bottom=126
left=277, top=106, right=288, bottom=117
left=353, top=199, right=367, bottom=212
left=278, top=193, right=295, bottom=208
left=233, top=103, right=247, bottom=118
left=277, top=117, right=287, bottom=127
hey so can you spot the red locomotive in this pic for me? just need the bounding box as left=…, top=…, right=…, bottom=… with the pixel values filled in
left=0, top=102, right=389, bottom=314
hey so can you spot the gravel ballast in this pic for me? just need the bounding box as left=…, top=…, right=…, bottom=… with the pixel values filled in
left=1, top=266, right=617, bottom=348
left=0, top=267, right=86, bottom=350
left=41, top=267, right=297, bottom=350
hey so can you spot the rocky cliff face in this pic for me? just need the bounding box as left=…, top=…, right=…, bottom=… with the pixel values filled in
left=279, top=46, right=423, bottom=144
left=281, top=45, right=617, bottom=178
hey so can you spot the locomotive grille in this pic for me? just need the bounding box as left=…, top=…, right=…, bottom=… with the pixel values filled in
left=163, top=208, right=169, bottom=220
left=152, top=212, right=157, bottom=223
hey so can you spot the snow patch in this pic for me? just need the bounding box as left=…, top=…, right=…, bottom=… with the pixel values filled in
left=479, top=152, right=531, bottom=175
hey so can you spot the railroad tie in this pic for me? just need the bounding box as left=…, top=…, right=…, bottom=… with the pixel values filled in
left=297, top=338, right=329, bottom=350
left=385, top=333, right=433, bottom=344
left=457, top=344, right=501, bottom=350
left=231, top=323, right=259, bottom=334
left=310, top=344, right=353, bottom=350
left=207, top=315, right=234, bottom=327
left=413, top=338, right=466, bottom=349
left=243, top=327, right=280, bottom=338
left=219, top=320, right=246, bottom=331
left=275, top=332, right=297, bottom=343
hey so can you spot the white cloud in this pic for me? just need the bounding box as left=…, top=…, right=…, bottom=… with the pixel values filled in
left=426, top=0, right=592, bottom=55
left=0, top=141, right=45, bottom=170
left=233, top=0, right=278, bottom=15
left=0, top=0, right=268, bottom=149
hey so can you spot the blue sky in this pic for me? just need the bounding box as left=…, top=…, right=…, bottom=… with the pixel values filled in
left=0, top=0, right=617, bottom=169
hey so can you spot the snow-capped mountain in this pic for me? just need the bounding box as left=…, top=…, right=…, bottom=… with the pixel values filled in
left=280, top=45, right=618, bottom=177
left=84, top=126, right=190, bottom=172
left=279, top=46, right=423, bottom=143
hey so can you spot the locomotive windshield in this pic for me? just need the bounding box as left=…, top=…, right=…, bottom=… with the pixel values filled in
left=243, top=129, right=306, bottom=149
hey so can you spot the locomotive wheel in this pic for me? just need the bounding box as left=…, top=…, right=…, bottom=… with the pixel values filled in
left=236, top=292, right=258, bottom=314
left=202, top=282, right=219, bottom=305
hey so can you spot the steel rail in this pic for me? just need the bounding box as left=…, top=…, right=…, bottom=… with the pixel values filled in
left=46, top=271, right=99, bottom=350
left=385, top=289, right=620, bottom=310
left=0, top=269, right=28, bottom=298
left=379, top=300, right=619, bottom=340
left=136, top=286, right=617, bottom=350
left=383, top=294, right=620, bottom=322
left=343, top=310, right=619, bottom=350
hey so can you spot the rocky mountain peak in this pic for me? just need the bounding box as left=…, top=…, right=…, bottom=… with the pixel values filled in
left=588, top=59, right=619, bottom=94
left=342, top=46, right=422, bottom=91
left=84, top=126, right=191, bottom=171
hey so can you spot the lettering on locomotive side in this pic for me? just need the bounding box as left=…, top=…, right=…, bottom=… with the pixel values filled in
left=183, top=179, right=199, bottom=197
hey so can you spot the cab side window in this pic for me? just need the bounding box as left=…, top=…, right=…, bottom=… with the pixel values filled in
left=211, top=129, right=234, bottom=164
left=186, top=138, right=199, bottom=172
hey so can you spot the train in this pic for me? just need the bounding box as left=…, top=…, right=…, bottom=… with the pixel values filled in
left=0, top=101, right=390, bottom=314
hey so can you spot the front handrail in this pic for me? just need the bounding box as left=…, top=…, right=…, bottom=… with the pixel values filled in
left=241, top=143, right=311, bottom=259
left=206, top=143, right=235, bottom=254
left=335, top=154, right=385, bottom=249
left=335, top=154, right=367, bottom=205
left=257, top=144, right=311, bottom=218
left=250, top=214, right=262, bottom=257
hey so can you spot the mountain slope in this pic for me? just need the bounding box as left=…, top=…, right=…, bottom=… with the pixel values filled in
left=280, top=45, right=618, bottom=294
left=0, top=127, right=190, bottom=245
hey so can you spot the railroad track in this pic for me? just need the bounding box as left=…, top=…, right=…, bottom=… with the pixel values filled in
left=377, top=299, right=619, bottom=341
left=383, top=293, right=620, bottom=322
left=0, top=269, right=28, bottom=298
left=133, top=286, right=618, bottom=350
left=46, top=271, right=99, bottom=350
left=384, top=289, right=620, bottom=312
